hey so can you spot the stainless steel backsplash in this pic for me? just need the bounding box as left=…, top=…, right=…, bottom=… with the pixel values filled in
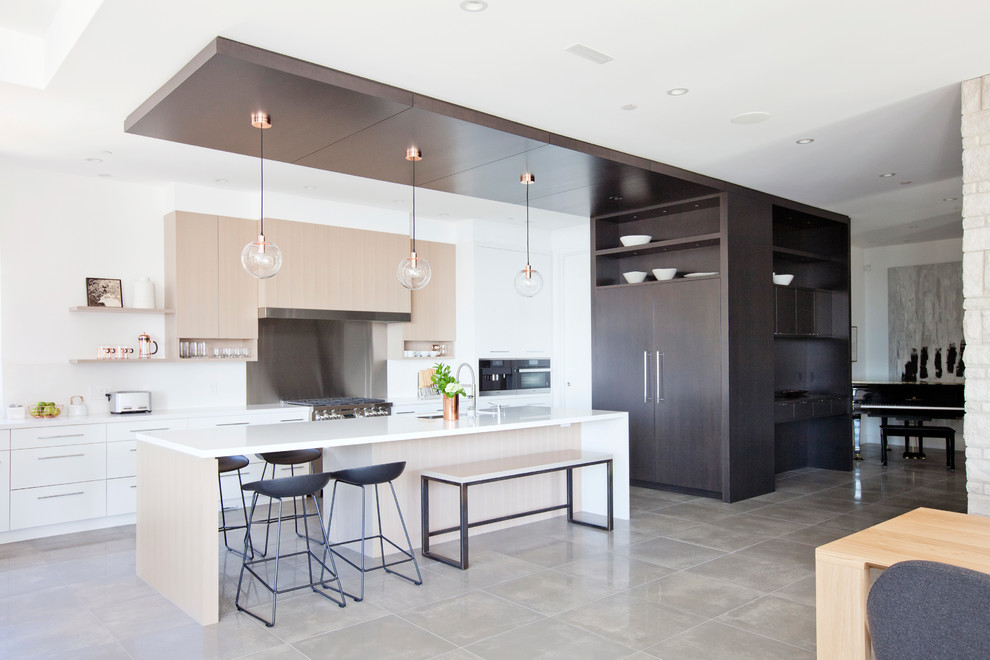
left=246, top=318, right=387, bottom=404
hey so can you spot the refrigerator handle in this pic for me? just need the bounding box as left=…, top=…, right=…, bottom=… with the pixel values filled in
left=643, top=350, right=650, bottom=403
left=657, top=351, right=664, bottom=403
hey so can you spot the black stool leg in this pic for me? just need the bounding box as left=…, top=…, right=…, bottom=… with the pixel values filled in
left=386, top=480, right=423, bottom=585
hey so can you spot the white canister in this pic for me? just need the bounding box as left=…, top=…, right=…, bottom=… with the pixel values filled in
left=133, top=277, right=156, bottom=309
left=7, top=404, right=25, bottom=420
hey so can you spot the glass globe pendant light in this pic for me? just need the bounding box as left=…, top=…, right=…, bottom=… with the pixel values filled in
left=397, top=147, right=431, bottom=290
left=241, top=112, right=282, bottom=279
left=514, top=172, right=544, bottom=297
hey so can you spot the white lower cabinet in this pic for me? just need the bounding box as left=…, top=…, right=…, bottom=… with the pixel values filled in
left=0, top=448, right=9, bottom=533
left=11, top=443, right=107, bottom=489
left=107, top=477, right=137, bottom=516
left=10, top=481, right=106, bottom=529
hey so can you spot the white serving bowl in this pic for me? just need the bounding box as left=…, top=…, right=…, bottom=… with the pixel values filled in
left=619, top=235, right=651, bottom=247
left=623, top=271, right=647, bottom=283
left=652, top=268, right=677, bottom=281
left=773, top=273, right=794, bottom=286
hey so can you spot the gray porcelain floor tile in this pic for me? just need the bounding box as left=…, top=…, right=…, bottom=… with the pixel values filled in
left=557, top=590, right=706, bottom=649
left=356, top=566, right=471, bottom=613
left=69, top=572, right=159, bottom=609
left=687, top=551, right=813, bottom=592
left=466, top=617, right=634, bottom=660
left=553, top=552, right=674, bottom=589
left=618, top=536, right=726, bottom=571
left=506, top=538, right=603, bottom=568
left=629, top=571, right=764, bottom=618
left=398, top=590, right=544, bottom=646
left=119, top=614, right=283, bottom=660
left=484, top=569, right=616, bottom=615
left=658, top=521, right=771, bottom=552
left=62, top=641, right=132, bottom=660
left=0, top=609, right=116, bottom=659
left=772, top=574, right=816, bottom=607
left=708, top=513, right=806, bottom=538
left=747, top=502, right=842, bottom=525
left=238, top=645, right=309, bottom=659
left=257, top=589, right=387, bottom=643
left=424, top=549, right=543, bottom=588
left=625, top=513, right=703, bottom=538
left=645, top=619, right=815, bottom=659
left=91, top=592, right=197, bottom=640
left=778, top=523, right=852, bottom=547
left=0, top=584, right=89, bottom=627
left=292, top=614, right=455, bottom=660
left=650, top=501, right=739, bottom=524
left=734, top=539, right=817, bottom=573
left=717, top=594, right=817, bottom=651
left=434, top=651, right=484, bottom=660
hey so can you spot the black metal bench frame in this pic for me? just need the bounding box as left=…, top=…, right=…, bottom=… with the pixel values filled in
left=880, top=423, right=955, bottom=469
left=420, top=454, right=613, bottom=569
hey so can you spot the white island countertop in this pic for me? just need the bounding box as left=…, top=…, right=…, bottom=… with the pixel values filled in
left=137, top=406, right=627, bottom=458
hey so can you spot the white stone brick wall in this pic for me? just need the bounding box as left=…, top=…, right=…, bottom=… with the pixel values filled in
left=963, top=75, right=990, bottom=515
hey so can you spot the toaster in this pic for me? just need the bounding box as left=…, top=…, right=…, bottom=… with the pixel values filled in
left=108, top=390, right=152, bottom=414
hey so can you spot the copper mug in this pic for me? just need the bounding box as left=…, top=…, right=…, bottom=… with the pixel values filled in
left=117, top=345, right=135, bottom=359
left=137, top=333, right=159, bottom=359
left=97, top=345, right=116, bottom=359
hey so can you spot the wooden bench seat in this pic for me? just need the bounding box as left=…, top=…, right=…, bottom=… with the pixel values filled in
left=879, top=424, right=955, bottom=469
left=420, top=450, right=613, bottom=569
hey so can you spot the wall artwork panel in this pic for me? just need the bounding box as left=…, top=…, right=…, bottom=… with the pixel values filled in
left=888, top=262, right=963, bottom=383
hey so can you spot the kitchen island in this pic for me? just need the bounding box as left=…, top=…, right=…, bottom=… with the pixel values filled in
left=136, top=407, right=629, bottom=624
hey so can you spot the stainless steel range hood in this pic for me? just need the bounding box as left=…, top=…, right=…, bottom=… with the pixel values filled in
left=259, top=307, right=411, bottom=323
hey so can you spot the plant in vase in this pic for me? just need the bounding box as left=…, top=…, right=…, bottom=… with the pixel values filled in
left=431, top=363, right=466, bottom=420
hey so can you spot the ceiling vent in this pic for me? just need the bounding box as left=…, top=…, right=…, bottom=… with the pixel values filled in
left=565, top=43, right=614, bottom=65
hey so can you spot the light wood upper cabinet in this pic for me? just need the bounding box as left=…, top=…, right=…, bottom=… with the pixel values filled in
left=218, top=216, right=260, bottom=338
left=258, top=218, right=410, bottom=314
left=404, top=240, right=456, bottom=342
left=165, top=211, right=258, bottom=341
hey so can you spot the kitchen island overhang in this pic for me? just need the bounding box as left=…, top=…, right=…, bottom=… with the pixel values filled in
left=135, top=407, right=629, bottom=624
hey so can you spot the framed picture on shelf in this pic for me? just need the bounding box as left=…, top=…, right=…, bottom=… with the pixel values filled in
left=86, top=278, right=123, bottom=307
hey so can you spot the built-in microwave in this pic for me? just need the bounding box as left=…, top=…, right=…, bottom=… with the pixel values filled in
left=478, top=358, right=551, bottom=396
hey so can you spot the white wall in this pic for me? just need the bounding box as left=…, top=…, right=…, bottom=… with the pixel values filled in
left=1, top=163, right=589, bottom=413
left=853, top=237, right=963, bottom=445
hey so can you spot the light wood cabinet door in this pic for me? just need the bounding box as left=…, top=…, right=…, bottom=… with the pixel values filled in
left=167, top=211, right=219, bottom=338
left=218, top=216, right=259, bottom=338
left=404, top=240, right=456, bottom=341
left=259, top=218, right=410, bottom=314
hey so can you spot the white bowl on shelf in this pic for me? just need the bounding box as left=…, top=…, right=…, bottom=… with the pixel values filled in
left=773, top=273, right=794, bottom=286
left=620, top=235, right=651, bottom=247
left=652, top=268, right=677, bottom=281
left=623, top=271, right=647, bottom=284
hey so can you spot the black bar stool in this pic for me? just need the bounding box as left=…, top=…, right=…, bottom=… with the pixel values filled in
left=218, top=454, right=253, bottom=558
left=235, top=472, right=345, bottom=627
left=324, top=461, right=422, bottom=602
left=255, top=448, right=323, bottom=554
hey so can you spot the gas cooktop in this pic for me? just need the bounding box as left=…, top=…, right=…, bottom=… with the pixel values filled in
left=283, top=397, right=386, bottom=407
left=283, top=397, right=392, bottom=421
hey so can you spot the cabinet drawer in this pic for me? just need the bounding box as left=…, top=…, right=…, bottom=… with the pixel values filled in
left=107, top=440, right=137, bottom=478
left=0, top=430, right=9, bottom=451
left=11, top=443, right=107, bottom=489
left=0, top=451, right=9, bottom=532
left=265, top=410, right=310, bottom=424
left=187, top=414, right=267, bottom=429
left=10, top=481, right=107, bottom=529
left=106, top=418, right=187, bottom=442
left=12, top=424, right=105, bottom=450
left=107, top=477, right=137, bottom=516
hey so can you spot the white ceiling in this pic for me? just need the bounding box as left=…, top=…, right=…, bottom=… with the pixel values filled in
left=2, top=0, right=989, bottom=245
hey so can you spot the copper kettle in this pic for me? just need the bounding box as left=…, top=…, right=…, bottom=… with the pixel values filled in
left=137, top=332, right=159, bottom=359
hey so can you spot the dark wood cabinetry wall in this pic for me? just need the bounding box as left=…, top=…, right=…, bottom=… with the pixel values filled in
left=592, top=190, right=851, bottom=503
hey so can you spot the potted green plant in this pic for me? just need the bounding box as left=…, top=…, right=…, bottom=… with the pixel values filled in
left=431, top=362, right=466, bottom=420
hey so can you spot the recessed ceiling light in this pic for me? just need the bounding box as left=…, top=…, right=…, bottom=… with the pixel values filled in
left=439, top=213, right=450, bottom=217
left=667, top=88, right=689, bottom=96
left=86, top=157, right=102, bottom=163
left=609, top=195, right=623, bottom=201
left=215, top=178, right=228, bottom=184
left=99, top=150, right=113, bottom=156
left=303, top=185, right=317, bottom=190
left=900, top=181, right=912, bottom=185
left=796, top=138, right=814, bottom=144
left=879, top=172, right=896, bottom=178
left=943, top=197, right=958, bottom=202
left=459, top=0, right=488, bottom=11
left=565, top=43, right=614, bottom=65
left=97, top=173, right=111, bottom=178
left=621, top=104, right=637, bottom=111
left=909, top=225, right=920, bottom=229
left=730, top=112, right=770, bottom=125
left=393, top=199, right=405, bottom=204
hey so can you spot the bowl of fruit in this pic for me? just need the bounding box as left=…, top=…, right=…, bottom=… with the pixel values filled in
left=29, top=401, right=62, bottom=418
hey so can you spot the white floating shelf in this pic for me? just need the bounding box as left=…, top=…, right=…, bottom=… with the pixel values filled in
left=69, top=306, right=174, bottom=314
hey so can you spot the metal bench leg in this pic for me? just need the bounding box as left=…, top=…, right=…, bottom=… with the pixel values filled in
left=459, top=483, right=469, bottom=569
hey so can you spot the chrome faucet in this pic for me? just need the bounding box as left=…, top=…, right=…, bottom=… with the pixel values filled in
left=455, top=362, right=476, bottom=415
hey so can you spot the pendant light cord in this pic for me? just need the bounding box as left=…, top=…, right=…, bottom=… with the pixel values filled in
left=411, top=157, right=417, bottom=254
left=259, top=123, right=265, bottom=237
left=525, top=178, right=531, bottom=266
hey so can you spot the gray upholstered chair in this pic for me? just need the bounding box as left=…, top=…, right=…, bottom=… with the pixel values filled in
left=867, top=559, right=990, bottom=659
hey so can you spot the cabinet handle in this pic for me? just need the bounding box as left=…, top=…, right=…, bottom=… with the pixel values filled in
left=657, top=351, right=664, bottom=403
left=37, top=433, right=85, bottom=440
left=37, top=453, right=85, bottom=460
left=490, top=350, right=511, bottom=354
left=130, top=485, right=137, bottom=489
left=643, top=351, right=650, bottom=403
left=277, top=419, right=303, bottom=423
left=217, top=422, right=250, bottom=426
left=130, top=449, right=137, bottom=452
left=37, top=491, right=84, bottom=500
left=129, top=427, right=170, bottom=433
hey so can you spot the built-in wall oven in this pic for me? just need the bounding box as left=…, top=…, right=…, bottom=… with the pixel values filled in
left=478, top=358, right=551, bottom=396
